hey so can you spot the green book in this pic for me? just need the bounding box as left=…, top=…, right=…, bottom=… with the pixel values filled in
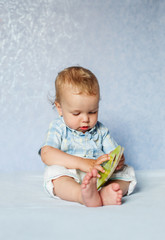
left=97, top=145, right=124, bottom=190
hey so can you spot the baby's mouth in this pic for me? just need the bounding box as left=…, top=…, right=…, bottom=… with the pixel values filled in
left=80, top=126, right=89, bottom=131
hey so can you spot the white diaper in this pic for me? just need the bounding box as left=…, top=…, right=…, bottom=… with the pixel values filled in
left=43, top=164, right=137, bottom=198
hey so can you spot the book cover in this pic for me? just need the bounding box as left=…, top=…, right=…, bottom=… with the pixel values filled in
left=97, top=145, right=124, bottom=189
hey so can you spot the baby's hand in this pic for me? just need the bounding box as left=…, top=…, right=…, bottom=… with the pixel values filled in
left=116, top=153, right=125, bottom=171
left=80, top=154, right=109, bottom=176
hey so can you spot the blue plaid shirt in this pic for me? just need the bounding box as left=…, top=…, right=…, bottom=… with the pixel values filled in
left=40, top=117, right=118, bottom=159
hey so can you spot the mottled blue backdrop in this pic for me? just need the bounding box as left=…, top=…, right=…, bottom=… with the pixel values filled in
left=0, top=0, right=165, bottom=172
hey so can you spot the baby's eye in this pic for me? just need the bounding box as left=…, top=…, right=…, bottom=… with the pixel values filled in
left=89, top=111, right=97, bottom=114
left=72, top=112, right=80, bottom=116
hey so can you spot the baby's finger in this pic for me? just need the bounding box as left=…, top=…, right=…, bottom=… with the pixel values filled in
left=94, top=164, right=105, bottom=174
left=96, top=154, right=109, bottom=164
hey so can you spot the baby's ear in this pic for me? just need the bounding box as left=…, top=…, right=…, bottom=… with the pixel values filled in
left=55, top=101, right=62, bottom=116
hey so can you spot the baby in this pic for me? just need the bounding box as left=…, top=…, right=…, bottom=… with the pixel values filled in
left=39, top=66, right=137, bottom=207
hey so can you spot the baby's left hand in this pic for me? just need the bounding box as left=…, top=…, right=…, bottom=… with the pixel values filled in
left=116, top=154, right=125, bottom=171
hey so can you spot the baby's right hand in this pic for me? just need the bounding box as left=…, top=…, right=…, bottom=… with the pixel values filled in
left=80, top=154, right=109, bottom=176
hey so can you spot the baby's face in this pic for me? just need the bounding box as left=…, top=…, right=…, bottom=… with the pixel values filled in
left=55, top=86, right=99, bottom=133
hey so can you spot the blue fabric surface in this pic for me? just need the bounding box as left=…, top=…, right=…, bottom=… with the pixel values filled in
left=0, top=170, right=165, bottom=240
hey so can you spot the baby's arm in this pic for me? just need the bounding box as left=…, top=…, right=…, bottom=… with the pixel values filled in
left=41, top=146, right=109, bottom=174
left=41, top=146, right=83, bottom=169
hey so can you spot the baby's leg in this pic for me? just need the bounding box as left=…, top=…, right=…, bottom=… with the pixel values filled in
left=52, top=176, right=83, bottom=204
left=52, top=172, right=130, bottom=207
left=100, top=180, right=130, bottom=205
left=52, top=171, right=102, bottom=207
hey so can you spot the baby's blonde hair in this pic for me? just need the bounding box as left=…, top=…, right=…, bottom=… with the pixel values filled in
left=55, top=66, right=100, bottom=103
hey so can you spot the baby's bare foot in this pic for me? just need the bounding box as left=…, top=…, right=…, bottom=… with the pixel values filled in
left=81, top=169, right=102, bottom=207
left=100, top=183, right=123, bottom=205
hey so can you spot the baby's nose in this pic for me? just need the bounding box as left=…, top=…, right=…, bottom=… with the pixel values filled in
left=82, top=114, right=89, bottom=122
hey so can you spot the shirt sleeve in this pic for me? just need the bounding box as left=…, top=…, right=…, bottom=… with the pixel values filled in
left=99, top=123, right=118, bottom=154
left=38, top=120, right=63, bottom=155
